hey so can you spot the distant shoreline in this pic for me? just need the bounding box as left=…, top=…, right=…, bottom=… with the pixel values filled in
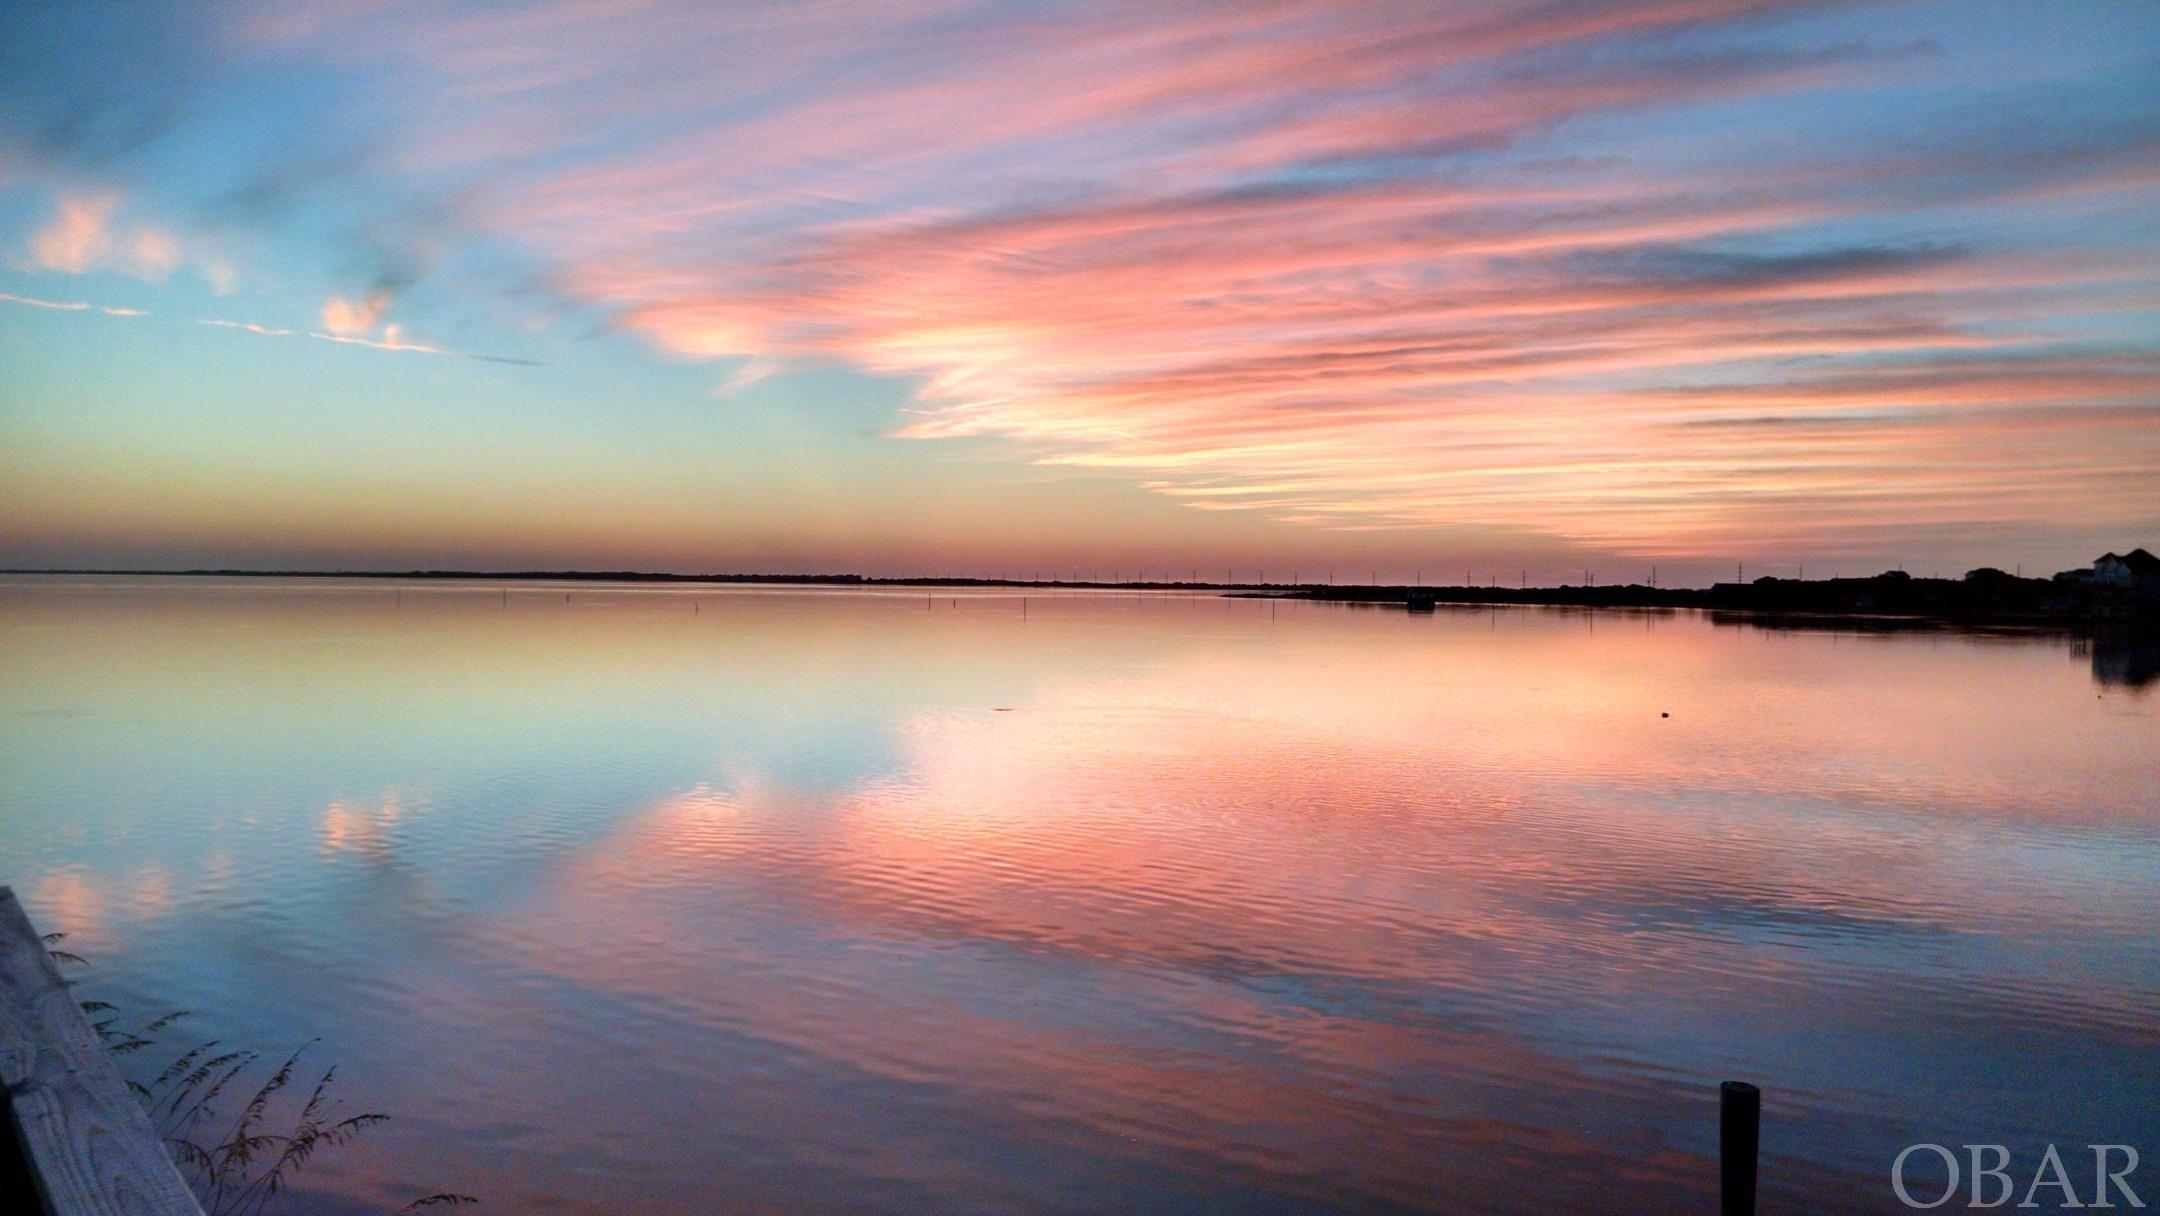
left=5, top=565, right=1708, bottom=593
left=15, top=565, right=1389, bottom=592
left=3, top=565, right=2151, bottom=629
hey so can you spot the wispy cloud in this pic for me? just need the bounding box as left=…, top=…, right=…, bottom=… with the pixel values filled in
left=199, top=317, right=298, bottom=337
left=198, top=314, right=540, bottom=365
left=1, top=289, right=149, bottom=317
left=7, top=0, right=2157, bottom=563
left=307, top=323, right=541, bottom=365
left=209, top=0, right=2156, bottom=558
left=713, top=356, right=780, bottom=398
left=1, top=290, right=91, bottom=311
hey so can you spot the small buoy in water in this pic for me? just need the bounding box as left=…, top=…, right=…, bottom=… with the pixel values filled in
left=1660, top=711, right=1670, bottom=718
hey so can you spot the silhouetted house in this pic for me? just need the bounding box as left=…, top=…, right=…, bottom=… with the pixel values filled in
left=2093, top=548, right=2160, bottom=592
left=1958, top=566, right=2036, bottom=614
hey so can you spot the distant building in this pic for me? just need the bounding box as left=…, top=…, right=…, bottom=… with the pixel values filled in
left=2055, top=548, right=2160, bottom=603
left=2093, top=548, right=2160, bottom=589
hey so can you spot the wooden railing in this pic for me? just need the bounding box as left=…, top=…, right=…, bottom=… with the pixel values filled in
left=0, top=886, right=204, bottom=1216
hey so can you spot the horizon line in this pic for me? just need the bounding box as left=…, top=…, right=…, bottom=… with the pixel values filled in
left=0, top=563, right=2093, bottom=594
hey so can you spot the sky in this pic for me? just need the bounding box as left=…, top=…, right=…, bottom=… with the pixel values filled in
left=1, top=0, right=2155, bottom=584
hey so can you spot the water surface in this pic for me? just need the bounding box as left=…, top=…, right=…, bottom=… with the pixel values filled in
left=2, top=577, right=2154, bottom=1214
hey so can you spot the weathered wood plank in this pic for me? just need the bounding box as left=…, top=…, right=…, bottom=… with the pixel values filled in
left=0, top=886, right=204, bottom=1216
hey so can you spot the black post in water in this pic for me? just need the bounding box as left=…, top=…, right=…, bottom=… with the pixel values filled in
left=1720, top=1081, right=1760, bottom=1216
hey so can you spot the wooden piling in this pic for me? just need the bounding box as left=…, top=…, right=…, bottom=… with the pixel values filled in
left=0, top=887, right=204, bottom=1216
left=1720, top=1081, right=1760, bottom=1216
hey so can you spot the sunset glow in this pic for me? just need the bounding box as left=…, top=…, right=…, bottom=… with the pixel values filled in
left=3, top=1, right=2156, bottom=579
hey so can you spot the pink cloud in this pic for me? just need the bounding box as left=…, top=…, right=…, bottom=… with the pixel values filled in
left=217, top=0, right=2160, bottom=559
left=130, top=228, right=182, bottom=279
left=321, top=290, right=391, bottom=335
left=27, top=193, right=120, bottom=273
left=19, top=191, right=223, bottom=286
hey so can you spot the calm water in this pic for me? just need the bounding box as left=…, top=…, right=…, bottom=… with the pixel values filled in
left=2, top=576, right=2154, bottom=1215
